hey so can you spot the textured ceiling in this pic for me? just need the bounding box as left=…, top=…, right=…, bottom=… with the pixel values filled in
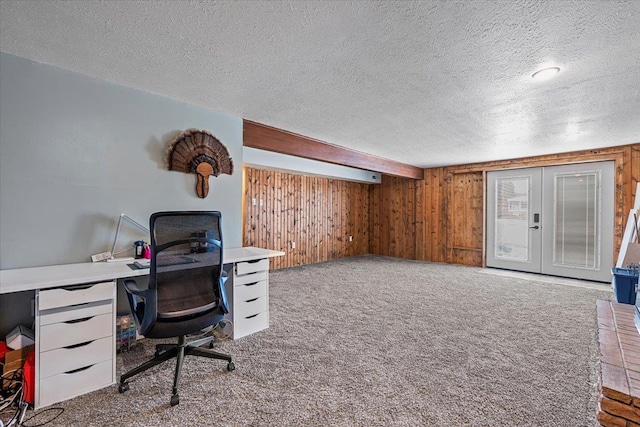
left=1, top=0, right=639, bottom=168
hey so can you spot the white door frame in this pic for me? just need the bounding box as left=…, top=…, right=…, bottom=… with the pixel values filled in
left=486, top=161, right=615, bottom=282
left=486, top=167, right=542, bottom=273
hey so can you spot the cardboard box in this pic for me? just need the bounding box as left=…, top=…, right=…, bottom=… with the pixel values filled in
left=5, top=325, right=34, bottom=350
left=1, top=344, right=34, bottom=388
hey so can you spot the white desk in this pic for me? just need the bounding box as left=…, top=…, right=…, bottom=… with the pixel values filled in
left=0, top=246, right=283, bottom=408
left=0, top=247, right=283, bottom=294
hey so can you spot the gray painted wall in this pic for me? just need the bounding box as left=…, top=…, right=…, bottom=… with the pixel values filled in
left=0, top=53, right=243, bottom=270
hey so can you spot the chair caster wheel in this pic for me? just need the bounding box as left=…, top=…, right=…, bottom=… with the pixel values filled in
left=118, top=382, right=129, bottom=393
left=170, top=394, right=179, bottom=406
left=227, top=361, right=235, bottom=371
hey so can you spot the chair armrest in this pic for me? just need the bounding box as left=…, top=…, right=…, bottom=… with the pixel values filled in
left=122, top=279, right=156, bottom=335
left=123, top=279, right=145, bottom=294
left=218, top=270, right=230, bottom=314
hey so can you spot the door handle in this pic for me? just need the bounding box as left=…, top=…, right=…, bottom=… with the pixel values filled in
left=529, top=225, right=539, bottom=230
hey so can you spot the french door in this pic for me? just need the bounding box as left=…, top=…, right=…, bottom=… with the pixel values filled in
left=486, top=161, right=614, bottom=282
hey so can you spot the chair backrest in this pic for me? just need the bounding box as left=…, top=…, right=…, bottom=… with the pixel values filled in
left=150, top=211, right=228, bottom=324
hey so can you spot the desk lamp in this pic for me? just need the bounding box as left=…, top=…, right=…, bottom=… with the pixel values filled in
left=107, top=214, right=150, bottom=262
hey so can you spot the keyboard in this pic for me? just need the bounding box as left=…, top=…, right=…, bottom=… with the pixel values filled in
left=133, top=260, right=150, bottom=269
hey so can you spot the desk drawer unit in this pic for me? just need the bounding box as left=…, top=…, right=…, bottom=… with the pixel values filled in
left=39, top=336, right=113, bottom=379
left=235, top=258, right=270, bottom=276
left=39, top=313, right=113, bottom=352
left=35, top=280, right=116, bottom=409
left=233, top=258, right=270, bottom=339
left=39, top=359, right=113, bottom=408
left=38, top=281, right=115, bottom=310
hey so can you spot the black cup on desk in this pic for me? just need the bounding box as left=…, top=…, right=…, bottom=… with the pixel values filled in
left=134, top=240, right=144, bottom=258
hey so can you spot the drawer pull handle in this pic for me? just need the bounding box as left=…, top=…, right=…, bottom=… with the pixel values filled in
left=245, top=298, right=259, bottom=303
left=245, top=313, right=259, bottom=319
left=244, top=282, right=259, bottom=287
left=246, top=258, right=264, bottom=264
left=64, top=284, right=97, bottom=291
left=64, top=364, right=94, bottom=375
left=64, top=340, right=93, bottom=350
left=65, top=316, right=93, bottom=324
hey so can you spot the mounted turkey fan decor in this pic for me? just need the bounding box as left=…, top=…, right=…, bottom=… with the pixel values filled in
left=166, top=129, right=234, bottom=198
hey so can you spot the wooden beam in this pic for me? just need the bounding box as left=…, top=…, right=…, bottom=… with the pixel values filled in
left=243, top=120, right=424, bottom=180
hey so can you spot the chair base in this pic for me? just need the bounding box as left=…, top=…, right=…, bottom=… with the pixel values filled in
left=118, top=335, right=234, bottom=406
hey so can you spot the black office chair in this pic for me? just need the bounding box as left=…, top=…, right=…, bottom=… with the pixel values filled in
left=118, top=211, right=234, bottom=406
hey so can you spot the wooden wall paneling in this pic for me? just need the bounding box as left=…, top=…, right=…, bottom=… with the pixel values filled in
left=286, top=174, right=293, bottom=266
left=351, top=182, right=358, bottom=256
left=266, top=170, right=275, bottom=269
left=243, top=167, right=371, bottom=269
left=404, top=179, right=416, bottom=259
left=256, top=169, right=262, bottom=248
left=330, top=180, right=336, bottom=258
left=326, top=178, right=332, bottom=259
left=415, top=178, right=425, bottom=261
left=351, top=183, right=357, bottom=256
left=301, top=175, right=307, bottom=264
left=313, top=177, right=319, bottom=264
left=342, top=182, right=347, bottom=256
left=343, top=182, right=351, bottom=257
left=396, top=177, right=403, bottom=256
left=245, top=143, right=638, bottom=270
left=319, top=177, right=324, bottom=261
left=242, top=168, right=248, bottom=245
left=388, top=177, right=397, bottom=256
left=389, top=178, right=396, bottom=256
left=330, top=180, right=336, bottom=259
left=446, top=146, right=629, bottom=173
left=316, top=176, right=322, bottom=264
left=312, top=176, right=320, bottom=264
left=274, top=172, right=282, bottom=269
left=421, top=170, right=434, bottom=261
left=367, top=175, right=418, bottom=259
left=432, top=168, right=447, bottom=263
left=381, top=177, right=391, bottom=257
left=322, top=177, right=328, bottom=262
left=272, top=170, right=277, bottom=266
left=414, top=144, right=639, bottom=268
left=353, top=183, right=365, bottom=255
left=369, top=182, right=380, bottom=255
left=242, top=168, right=251, bottom=246
left=445, top=172, right=454, bottom=264
left=308, top=175, right=313, bottom=264
left=364, top=184, right=371, bottom=254
left=420, top=171, right=431, bottom=261
left=294, top=173, right=302, bottom=267
left=356, top=183, right=365, bottom=255
left=280, top=172, right=286, bottom=269
left=333, top=180, right=340, bottom=259
left=614, top=149, right=628, bottom=263
left=255, top=170, right=262, bottom=250
left=363, top=184, right=370, bottom=254
left=448, top=172, right=483, bottom=266
left=286, top=173, right=294, bottom=267
left=632, top=145, right=640, bottom=203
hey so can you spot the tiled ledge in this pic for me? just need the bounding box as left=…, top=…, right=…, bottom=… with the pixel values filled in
left=596, top=300, right=640, bottom=426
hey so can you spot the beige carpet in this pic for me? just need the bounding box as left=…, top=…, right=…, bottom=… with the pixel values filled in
left=19, top=256, right=613, bottom=426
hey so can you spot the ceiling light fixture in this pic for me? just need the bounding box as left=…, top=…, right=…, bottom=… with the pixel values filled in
left=532, top=66, right=560, bottom=81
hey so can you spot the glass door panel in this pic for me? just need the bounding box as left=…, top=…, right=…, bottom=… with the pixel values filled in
left=553, top=172, right=599, bottom=269
left=542, top=161, right=614, bottom=281
left=486, top=168, right=542, bottom=273
left=495, top=176, right=531, bottom=262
